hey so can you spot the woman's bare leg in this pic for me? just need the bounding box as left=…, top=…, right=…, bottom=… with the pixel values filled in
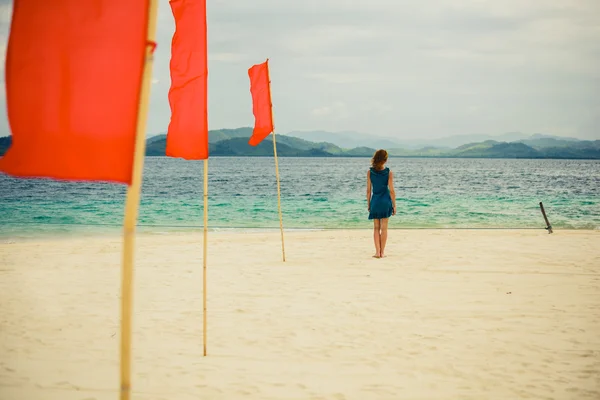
left=380, top=218, right=389, bottom=257
left=373, top=219, right=381, bottom=258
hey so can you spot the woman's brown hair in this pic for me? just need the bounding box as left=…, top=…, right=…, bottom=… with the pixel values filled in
left=371, top=149, right=388, bottom=170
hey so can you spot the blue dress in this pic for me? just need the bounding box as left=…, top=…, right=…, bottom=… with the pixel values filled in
left=368, top=167, right=393, bottom=220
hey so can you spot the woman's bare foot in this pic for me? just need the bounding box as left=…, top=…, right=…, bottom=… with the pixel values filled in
left=380, top=252, right=386, bottom=258
left=372, top=253, right=380, bottom=258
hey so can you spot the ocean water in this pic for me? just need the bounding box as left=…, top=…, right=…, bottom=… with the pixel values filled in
left=1, top=157, right=599, bottom=238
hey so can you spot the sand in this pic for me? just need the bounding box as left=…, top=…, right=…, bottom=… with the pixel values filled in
left=0, top=229, right=599, bottom=400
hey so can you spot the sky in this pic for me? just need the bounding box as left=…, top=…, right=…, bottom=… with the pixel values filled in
left=0, top=0, right=598, bottom=140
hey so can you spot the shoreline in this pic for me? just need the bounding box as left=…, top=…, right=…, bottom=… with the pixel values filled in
left=1, top=224, right=597, bottom=243
left=1, top=226, right=598, bottom=247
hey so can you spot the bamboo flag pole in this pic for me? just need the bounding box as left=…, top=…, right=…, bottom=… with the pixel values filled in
left=203, top=159, right=208, bottom=355
left=120, top=2, right=158, bottom=399
left=202, top=0, right=209, bottom=356
left=266, top=59, right=286, bottom=262
left=271, top=132, right=286, bottom=262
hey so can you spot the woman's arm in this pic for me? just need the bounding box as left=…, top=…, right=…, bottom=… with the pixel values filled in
left=366, top=170, right=371, bottom=211
left=389, top=171, right=396, bottom=215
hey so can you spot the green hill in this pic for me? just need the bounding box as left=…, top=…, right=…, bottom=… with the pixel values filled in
left=207, top=127, right=254, bottom=143
left=211, top=137, right=332, bottom=157
left=387, top=146, right=450, bottom=157
left=519, top=138, right=600, bottom=150
left=279, top=137, right=345, bottom=154
left=540, top=146, right=600, bottom=159
left=145, top=136, right=167, bottom=156
left=146, top=127, right=254, bottom=146
left=1, top=130, right=599, bottom=159
left=145, top=129, right=353, bottom=157
left=275, top=135, right=343, bottom=153
left=453, top=142, right=541, bottom=158
left=343, top=146, right=377, bottom=156
left=453, top=140, right=500, bottom=152
left=0, top=136, right=11, bottom=155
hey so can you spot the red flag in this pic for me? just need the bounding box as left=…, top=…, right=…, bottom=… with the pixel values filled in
left=0, top=0, right=150, bottom=185
left=166, top=0, right=208, bottom=160
left=248, top=60, right=274, bottom=146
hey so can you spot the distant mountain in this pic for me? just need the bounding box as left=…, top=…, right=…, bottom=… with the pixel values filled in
left=144, top=130, right=373, bottom=157
left=0, top=136, right=11, bottom=155
left=285, top=130, right=402, bottom=149
left=387, top=146, right=448, bottom=157
left=283, top=130, right=588, bottom=150
left=208, top=127, right=254, bottom=143
left=147, top=127, right=254, bottom=146
left=401, top=132, right=588, bottom=149
left=540, top=147, right=598, bottom=159
left=343, top=146, right=377, bottom=156
left=453, top=140, right=500, bottom=152
left=210, top=137, right=336, bottom=157
left=452, top=142, right=542, bottom=158
left=275, top=135, right=344, bottom=154
left=145, top=136, right=167, bottom=156
left=418, top=132, right=584, bottom=149
left=517, top=138, right=600, bottom=149
left=143, top=132, right=598, bottom=159
left=529, top=133, right=581, bottom=142
left=420, top=133, right=526, bottom=148
left=1, top=129, right=598, bottom=159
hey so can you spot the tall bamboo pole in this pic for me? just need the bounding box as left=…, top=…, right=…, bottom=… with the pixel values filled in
left=120, top=2, right=158, bottom=399
left=202, top=0, right=210, bottom=355
left=265, top=59, right=285, bottom=262
left=203, top=159, right=208, bottom=355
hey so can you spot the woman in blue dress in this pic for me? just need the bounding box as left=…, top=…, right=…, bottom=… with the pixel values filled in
left=367, top=149, right=396, bottom=258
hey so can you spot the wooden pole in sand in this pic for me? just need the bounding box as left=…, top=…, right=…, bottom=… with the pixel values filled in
left=539, top=202, right=553, bottom=234
left=203, top=159, right=208, bottom=355
left=272, top=132, right=286, bottom=262
left=120, top=2, right=158, bottom=399
left=266, top=59, right=286, bottom=262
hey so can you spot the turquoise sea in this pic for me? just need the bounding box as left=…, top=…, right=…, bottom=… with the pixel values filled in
left=1, top=157, right=599, bottom=238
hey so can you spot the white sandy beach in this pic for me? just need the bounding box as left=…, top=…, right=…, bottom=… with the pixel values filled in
left=0, top=229, right=599, bottom=400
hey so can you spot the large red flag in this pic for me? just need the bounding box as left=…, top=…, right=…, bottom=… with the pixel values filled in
left=0, top=0, right=150, bottom=185
left=166, top=0, right=208, bottom=160
left=248, top=60, right=274, bottom=146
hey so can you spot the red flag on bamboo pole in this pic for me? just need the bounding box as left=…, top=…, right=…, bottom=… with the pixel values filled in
left=248, top=60, right=274, bottom=146
left=165, top=0, right=210, bottom=356
left=247, top=59, right=285, bottom=261
left=0, top=0, right=150, bottom=185
left=166, top=0, right=209, bottom=160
